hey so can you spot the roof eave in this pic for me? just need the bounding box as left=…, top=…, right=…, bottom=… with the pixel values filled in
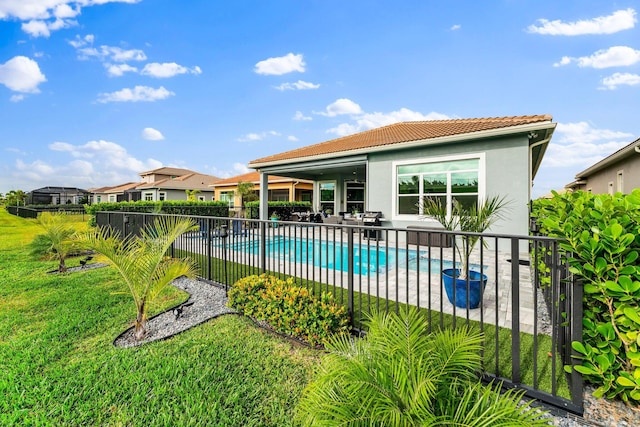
left=574, top=141, right=640, bottom=179
left=249, top=121, right=556, bottom=169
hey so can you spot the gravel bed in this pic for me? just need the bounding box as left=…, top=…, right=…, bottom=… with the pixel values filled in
left=113, top=277, right=237, bottom=348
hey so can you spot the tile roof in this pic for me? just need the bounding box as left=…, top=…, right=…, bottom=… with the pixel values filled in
left=138, top=166, right=198, bottom=177
left=249, top=115, right=553, bottom=166
left=212, top=171, right=312, bottom=186
left=136, top=173, right=219, bottom=190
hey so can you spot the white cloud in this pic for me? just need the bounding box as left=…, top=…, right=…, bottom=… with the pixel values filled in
left=0, top=56, right=46, bottom=93
left=254, top=53, right=305, bottom=75
left=450, top=24, right=461, bottom=31
left=554, top=46, right=640, bottom=68
left=142, top=127, right=165, bottom=141
left=274, top=80, right=320, bottom=91
left=287, top=135, right=298, bottom=142
left=10, top=94, right=25, bottom=102
left=316, top=98, right=363, bottom=117
left=140, top=62, right=202, bottom=78
left=237, top=130, right=281, bottom=142
left=80, top=45, right=147, bottom=62
left=293, top=111, right=312, bottom=121
left=528, top=8, right=636, bottom=35
left=318, top=100, right=451, bottom=137
left=97, top=85, right=174, bottom=103
left=105, top=63, right=138, bottom=76
left=1, top=0, right=140, bottom=37
left=600, top=72, right=640, bottom=90
left=541, top=122, right=633, bottom=167
left=208, top=162, right=250, bottom=179
left=14, top=137, right=162, bottom=189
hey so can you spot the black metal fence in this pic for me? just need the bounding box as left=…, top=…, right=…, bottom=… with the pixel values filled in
left=96, top=211, right=584, bottom=415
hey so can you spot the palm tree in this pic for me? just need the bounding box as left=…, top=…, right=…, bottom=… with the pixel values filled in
left=420, top=195, right=509, bottom=278
left=185, top=189, right=201, bottom=201
left=296, top=307, right=547, bottom=426
left=30, top=212, right=82, bottom=273
left=81, top=216, right=198, bottom=340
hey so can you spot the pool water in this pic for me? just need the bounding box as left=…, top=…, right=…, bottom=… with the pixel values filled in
left=228, top=236, right=483, bottom=276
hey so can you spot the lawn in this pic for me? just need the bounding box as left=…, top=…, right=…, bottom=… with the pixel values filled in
left=0, top=211, right=319, bottom=426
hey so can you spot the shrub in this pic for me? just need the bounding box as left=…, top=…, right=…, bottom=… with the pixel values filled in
left=244, top=201, right=312, bottom=220
left=295, top=307, right=548, bottom=426
left=29, top=212, right=84, bottom=272
left=85, top=201, right=229, bottom=226
left=532, top=190, right=640, bottom=403
left=227, top=274, right=349, bottom=347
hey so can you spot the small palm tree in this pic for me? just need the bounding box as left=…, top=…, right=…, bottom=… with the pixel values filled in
left=296, top=307, right=547, bottom=426
left=81, top=216, right=198, bottom=340
left=420, top=195, right=509, bottom=278
left=30, top=212, right=82, bottom=273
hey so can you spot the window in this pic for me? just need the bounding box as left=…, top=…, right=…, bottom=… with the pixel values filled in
left=220, top=191, right=234, bottom=208
left=108, top=195, right=116, bottom=202
left=159, top=192, right=166, bottom=201
left=144, top=192, right=154, bottom=201
left=96, top=195, right=102, bottom=203
left=396, top=157, right=480, bottom=217
left=345, top=181, right=365, bottom=213
left=318, top=181, right=335, bottom=213
left=268, top=189, right=289, bottom=201
left=617, top=171, right=624, bottom=193
left=608, top=182, right=614, bottom=195
left=198, top=196, right=205, bottom=202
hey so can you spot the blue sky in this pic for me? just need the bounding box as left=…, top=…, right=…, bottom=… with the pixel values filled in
left=1, top=1, right=639, bottom=198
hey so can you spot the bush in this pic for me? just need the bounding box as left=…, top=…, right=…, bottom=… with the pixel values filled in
left=532, top=190, right=640, bottom=403
left=295, top=308, right=548, bottom=426
left=244, top=201, right=312, bottom=221
left=85, top=201, right=229, bottom=226
left=227, top=274, right=349, bottom=347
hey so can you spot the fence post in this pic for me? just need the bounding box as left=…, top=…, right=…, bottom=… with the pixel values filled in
left=570, top=274, right=584, bottom=410
left=347, top=227, right=355, bottom=324
left=511, top=237, right=521, bottom=384
left=260, top=221, right=267, bottom=274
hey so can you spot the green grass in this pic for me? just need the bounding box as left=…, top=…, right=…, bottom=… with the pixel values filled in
left=0, top=211, right=319, bottom=426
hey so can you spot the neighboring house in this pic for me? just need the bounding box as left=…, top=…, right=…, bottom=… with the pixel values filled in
left=27, top=186, right=89, bottom=205
left=248, top=115, right=556, bottom=237
left=210, top=171, right=314, bottom=208
left=89, top=182, right=140, bottom=204
left=565, top=137, right=640, bottom=194
left=88, top=167, right=220, bottom=203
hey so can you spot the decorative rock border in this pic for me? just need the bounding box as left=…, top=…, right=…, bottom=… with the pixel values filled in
left=113, top=277, right=237, bottom=348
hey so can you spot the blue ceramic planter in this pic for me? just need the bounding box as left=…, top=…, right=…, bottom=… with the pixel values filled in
left=442, top=268, right=487, bottom=309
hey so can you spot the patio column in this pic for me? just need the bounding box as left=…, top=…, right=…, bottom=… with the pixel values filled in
left=259, top=172, right=269, bottom=220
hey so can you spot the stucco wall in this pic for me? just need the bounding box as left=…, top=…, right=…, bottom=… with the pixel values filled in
left=366, top=134, right=531, bottom=237
left=578, top=155, right=640, bottom=194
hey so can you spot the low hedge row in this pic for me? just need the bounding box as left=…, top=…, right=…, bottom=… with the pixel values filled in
left=227, top=274, right=349, bottom=347
left=86, top=201, right=229, bottom=225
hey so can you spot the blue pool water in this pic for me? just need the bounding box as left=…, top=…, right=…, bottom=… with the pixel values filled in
left=228, top=236, right=482, bottom=276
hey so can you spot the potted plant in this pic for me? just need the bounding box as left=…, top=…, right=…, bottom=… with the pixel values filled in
left=420, top=195, right=509, bottom=309
left=270, top=211, right=280, bottom=228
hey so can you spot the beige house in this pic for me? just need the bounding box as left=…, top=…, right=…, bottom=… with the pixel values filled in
left=210, top=171, right=313, bottom=208
left=565, top=137, right=640, bottom=194
left=89, top=167, right=220, bottom=203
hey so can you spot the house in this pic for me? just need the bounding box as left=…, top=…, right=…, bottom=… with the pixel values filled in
left=565, top=137, right=640, bottom=194
left=248, top=115, right=556, bottom=237
left=88, top=167, right=220, bottom=203
left=210, top=171, right=313, bottom=209
left=89, top=182, right=140, bottom=204
left=27, top=186, right=89, bottom=205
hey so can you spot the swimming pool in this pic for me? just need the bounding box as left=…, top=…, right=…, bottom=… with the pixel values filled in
left=227, top=236, right=482, bottom=275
